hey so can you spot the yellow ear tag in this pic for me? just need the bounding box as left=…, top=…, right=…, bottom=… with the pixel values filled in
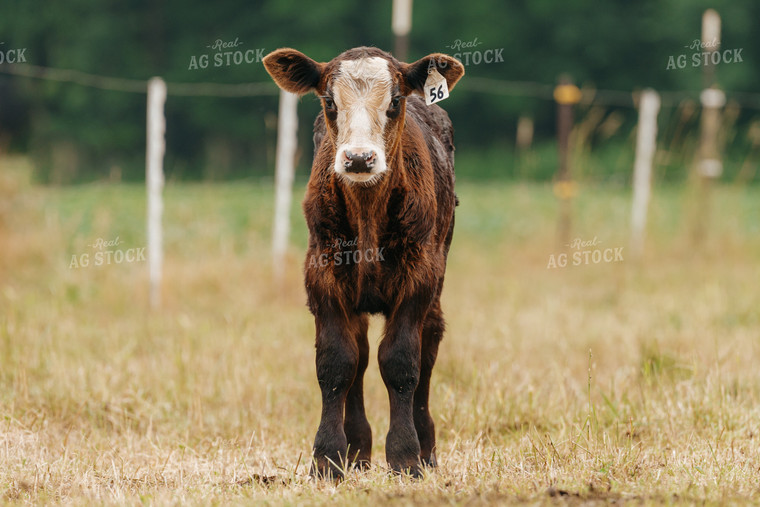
left=424, top=68, right=449, bottom=106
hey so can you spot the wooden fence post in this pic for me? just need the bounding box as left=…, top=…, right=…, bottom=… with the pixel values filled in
left=692, top=87, right=725, bottom=244
left=701, top=9, right=721, bottom=89
left=630, top=89, right=660, bottom=261
left=272, top=89, right=298, bottom=283
left=146, top=77, right=166, bottom=309
left=692, top=9, right=723, bottom=245
left=554, top=78, right=581, bottom=247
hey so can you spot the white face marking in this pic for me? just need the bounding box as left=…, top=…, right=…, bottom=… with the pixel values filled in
left=331, top=57, right=393, bottom=185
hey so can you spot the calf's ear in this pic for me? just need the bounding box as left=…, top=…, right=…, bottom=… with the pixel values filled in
left=263, top=48, right=324, bottom=95
left=402, top=53, right=465, bottom=96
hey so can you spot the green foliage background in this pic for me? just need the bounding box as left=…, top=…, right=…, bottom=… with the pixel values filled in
left=0, top=0, right=758, bottom=183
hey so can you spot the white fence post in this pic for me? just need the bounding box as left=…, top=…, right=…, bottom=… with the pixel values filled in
left=630, top=89, right=660, bottom=261
left=392, top=0, right=413, bottom=61
left=146, top=77, right=166, bottom=308
left=272, top=89, right=298, bottom=282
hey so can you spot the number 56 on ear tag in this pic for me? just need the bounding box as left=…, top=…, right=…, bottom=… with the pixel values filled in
left=424, top=69, right=449, bottom=106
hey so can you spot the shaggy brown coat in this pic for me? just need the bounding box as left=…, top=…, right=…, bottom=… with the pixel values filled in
left=263, top=46, right=464, bottom=478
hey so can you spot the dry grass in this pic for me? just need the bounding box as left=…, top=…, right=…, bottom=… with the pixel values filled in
left=2, top=157, right=760, bottom=505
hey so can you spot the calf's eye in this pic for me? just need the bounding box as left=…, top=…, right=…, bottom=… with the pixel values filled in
left=391, top=96, right=401, bottom=108
left=322, top=96, right=336, bottom=111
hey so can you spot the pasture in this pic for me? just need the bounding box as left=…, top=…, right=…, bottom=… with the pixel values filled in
left=1, top=157, right=760, bottom=504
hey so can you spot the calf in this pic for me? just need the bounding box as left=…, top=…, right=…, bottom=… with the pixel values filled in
left=263, top=46, right=464, bottom=478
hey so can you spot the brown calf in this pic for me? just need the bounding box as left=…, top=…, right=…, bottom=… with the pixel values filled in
left=263, top=46, right=464, bottom=478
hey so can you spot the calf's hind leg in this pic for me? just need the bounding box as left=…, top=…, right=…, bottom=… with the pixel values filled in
left=414, top=300, right=444, bottom=467
left=343, top=314, right=372, bottom=468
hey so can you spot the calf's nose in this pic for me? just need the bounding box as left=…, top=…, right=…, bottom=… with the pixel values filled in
left=343, top=149, right=376, bottom=173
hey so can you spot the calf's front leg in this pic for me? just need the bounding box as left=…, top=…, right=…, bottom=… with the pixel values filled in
left=379, top=304, right=424, bottom=477
left=311, top=309, right=361, bottom=480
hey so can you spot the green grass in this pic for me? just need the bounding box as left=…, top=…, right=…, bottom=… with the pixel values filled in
left=1, top=158, right=760, bottom=504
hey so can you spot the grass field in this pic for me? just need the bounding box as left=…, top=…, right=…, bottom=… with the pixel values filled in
left=2, top=157, right=760, bottom=504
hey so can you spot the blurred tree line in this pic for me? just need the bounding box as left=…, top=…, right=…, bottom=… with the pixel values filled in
left=0, top=0, right=758, bottom=183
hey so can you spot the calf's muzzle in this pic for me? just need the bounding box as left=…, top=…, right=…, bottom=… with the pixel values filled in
left=343, top=149, right=377, bottom=174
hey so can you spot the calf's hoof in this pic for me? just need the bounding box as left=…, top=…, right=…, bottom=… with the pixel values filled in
left=310, top=456, right=345, bottom=481
left=311, top=429, right=348, bottom=480
left=386, top=428, right=423, bottom=478
left=344, top=443, right=372, bottom=471
left=389, top=461, right=424, bottom=479
left=421, top=449, right=437, bottom=468
left=353, top=458, right=372, bottom=471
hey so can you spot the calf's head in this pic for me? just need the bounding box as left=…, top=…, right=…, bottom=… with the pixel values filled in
left=263, top=47, right=464, bottom=185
